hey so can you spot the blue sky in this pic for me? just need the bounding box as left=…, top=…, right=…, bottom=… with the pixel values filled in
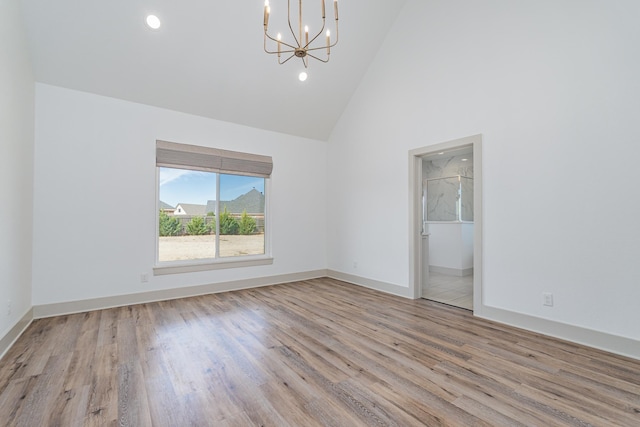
left=159, top=167, right=264, bottom=207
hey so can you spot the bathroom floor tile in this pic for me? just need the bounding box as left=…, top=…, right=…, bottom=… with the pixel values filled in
left=423, top=272, right=473, bottom=310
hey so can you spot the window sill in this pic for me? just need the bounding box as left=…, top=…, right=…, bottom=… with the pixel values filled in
left=153, top=256, right=273, bottom=276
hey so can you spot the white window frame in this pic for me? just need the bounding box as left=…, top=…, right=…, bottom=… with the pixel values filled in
left=153, top=141, right=273, bottom=276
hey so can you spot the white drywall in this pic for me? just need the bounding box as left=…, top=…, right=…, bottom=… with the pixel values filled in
left=0, top=0, right=34, bottom=336
left=328, top=0, right=640, bottom=340
left=428, top=223, right=473, bottom=272
left=32, top=84, right=327, bottom=305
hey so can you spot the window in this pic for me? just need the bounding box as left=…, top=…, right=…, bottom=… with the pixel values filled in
left=154, top=140, right=272, bottom=274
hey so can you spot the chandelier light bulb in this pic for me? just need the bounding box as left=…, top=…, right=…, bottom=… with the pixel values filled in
left=277, top=32, right=282, bottom=57
left=326, top=30, right=331, bottom=54
left=263, top=1, right=270, bottom=27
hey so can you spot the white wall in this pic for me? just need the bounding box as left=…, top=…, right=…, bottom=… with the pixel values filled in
left=428, top=223, right=473, bottom=273
left=0, top=0, right=34, bottom=337
left=328, top=0, right=640, bottom=342
left=32, top=84, right=327, bottom=305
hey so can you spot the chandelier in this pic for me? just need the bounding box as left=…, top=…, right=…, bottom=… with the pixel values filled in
left=263, top=0, right=339, bottom=68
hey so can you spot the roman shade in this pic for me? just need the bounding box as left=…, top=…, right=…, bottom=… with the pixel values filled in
left=156, top=140, right=273, bottom=178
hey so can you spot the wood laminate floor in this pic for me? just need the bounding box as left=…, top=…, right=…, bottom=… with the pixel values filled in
left=0, top=278, right=638, bottom=426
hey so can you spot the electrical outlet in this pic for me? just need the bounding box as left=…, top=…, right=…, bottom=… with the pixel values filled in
left=7, top=300, right=12, bottom=316
left=353, top=261, right=358, bottom=269
left=543, top=292, right=554, bottom=307
left=140, top=273, right=149, bottom=283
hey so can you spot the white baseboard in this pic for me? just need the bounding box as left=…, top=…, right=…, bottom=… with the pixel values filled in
left=328, top=269, right=640, bottom=361
left=0, top=308, right=34, bottom=360
left=476, top=305, right=640, bottom=361
left=33, top=269, right=328, bottom=318
left=327, top=269, right=412, bottom=298
left=429, top=266, right=473, bottom=277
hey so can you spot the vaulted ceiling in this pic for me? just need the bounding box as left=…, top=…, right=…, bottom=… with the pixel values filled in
left=19, top=0, right=408, bottom=141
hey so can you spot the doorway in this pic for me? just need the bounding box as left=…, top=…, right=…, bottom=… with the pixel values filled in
left=408, top=135, right=482, bottom=313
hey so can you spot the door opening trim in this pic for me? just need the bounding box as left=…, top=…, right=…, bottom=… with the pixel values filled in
left=408, top=134, right=483, bottom=315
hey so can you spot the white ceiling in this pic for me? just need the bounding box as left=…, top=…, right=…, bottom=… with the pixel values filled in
left=19, top=0, right=408, bottom=141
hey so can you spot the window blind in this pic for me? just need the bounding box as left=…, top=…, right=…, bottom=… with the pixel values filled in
left=156, top=140, right=273, bottom=178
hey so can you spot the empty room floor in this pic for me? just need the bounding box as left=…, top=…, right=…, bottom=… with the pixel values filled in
left=1, top=278, right=638, bottom=426
left=423, top=271, right=473, bottom=310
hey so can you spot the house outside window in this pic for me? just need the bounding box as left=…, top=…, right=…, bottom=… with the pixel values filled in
left=154, top=140, right=273, bottom=275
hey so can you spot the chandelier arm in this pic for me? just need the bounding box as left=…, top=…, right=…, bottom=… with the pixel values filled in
left=264, top=40, right=299, bottom=54
left=298, top=0, right=303, bottom=47
left=264, top=33, right=278, bottom=54
left=305, top=19, right=327, bottom=48
left=307, top=52, right=329, bottom=63
left=264, top=44, right=298, bottom=55
left=306, top=20, right=339, bottom=50
left=327, top=21, right=339, bottom=48
left=266, top=48, right=301, bottom=55
left=306, top=44, right=330, bottom=53
left=286, top=0, right=302, bottom=48
left=279, top=53, right=297, bottom=65
left=265, top=32, right=299, bottom=52
left=265, top=46, right=300, bottom=55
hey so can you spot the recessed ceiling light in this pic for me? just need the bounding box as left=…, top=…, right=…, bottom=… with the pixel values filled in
left=438, top=152, right=444, bottom=155
left=146, top=15, right=161, bottom=30
left=298, top=72, right=308, bottom=82
left=461, top=158, right=468, bottom=161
